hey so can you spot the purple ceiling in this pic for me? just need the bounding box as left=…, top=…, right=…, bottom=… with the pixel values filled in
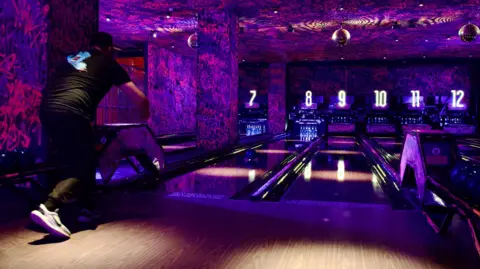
left=100, top=0, right=480, bottom=62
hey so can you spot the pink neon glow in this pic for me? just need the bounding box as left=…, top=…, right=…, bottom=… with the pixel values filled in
left=329, top=140, right=356, bottom=145
left=195, top=167, right=266, bottom=178
left=319, top=150, right=362, bottom=155
left=256, top=149, right=294, bottom=154
left=307, top=170, right=372, bottom=181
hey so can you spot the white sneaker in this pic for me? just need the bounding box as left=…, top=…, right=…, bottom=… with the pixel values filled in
left=30, top=204, right=71, bottom=239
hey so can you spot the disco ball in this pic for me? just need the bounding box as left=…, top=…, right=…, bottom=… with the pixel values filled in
left=187, top=33, right=198, bottom=49
left=458, top=23, right=480, bottom=42
left=332, top=27, right=351, bottom=46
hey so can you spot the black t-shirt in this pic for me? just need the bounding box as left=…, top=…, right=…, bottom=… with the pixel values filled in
left=41, top=49, right=131, bottom=121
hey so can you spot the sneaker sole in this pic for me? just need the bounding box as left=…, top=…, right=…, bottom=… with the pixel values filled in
left=30, top=211, right=71, bottom=239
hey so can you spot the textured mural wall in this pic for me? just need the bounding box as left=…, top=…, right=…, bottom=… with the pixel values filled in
left=0, top=0, right=98, bottom=154
left=196, top=9, right=238, bottom=150
left=238, top=64, right=269, bottom=107
left=268, top=63, right=286, bottom=134
left=97, top=56, right=146, bottom=125
left=288, top=63, right=472, bottom=109
left=0, top=0, right=48, bottom=153
left=147, top=44, right=196, bottom=136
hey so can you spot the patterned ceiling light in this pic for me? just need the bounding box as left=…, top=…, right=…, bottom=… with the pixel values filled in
left=187, top=32, right=198, bottom=49
left=458, top=22, right=480, bottom=42
left=332, top=26, right=351, bottom=47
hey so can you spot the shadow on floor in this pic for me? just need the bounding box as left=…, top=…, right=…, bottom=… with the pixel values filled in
left=1, top=187, right=479, bottom=269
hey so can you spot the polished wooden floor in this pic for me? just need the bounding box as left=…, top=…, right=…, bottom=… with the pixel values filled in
left=0, top=189, right=479, bottom=269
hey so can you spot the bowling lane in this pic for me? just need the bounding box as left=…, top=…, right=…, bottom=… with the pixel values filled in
left=284, top=136, right=388, bottom=204
left=457, top=138, right=480, bottom=162
left=164, top=139, right=302, bottom=199
left=371, top=136, right=403, bottom=158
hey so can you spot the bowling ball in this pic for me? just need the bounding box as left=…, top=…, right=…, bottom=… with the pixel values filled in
left=450, top=161, right=480, bottom=203
left=244, top=149, right=258, bottom=162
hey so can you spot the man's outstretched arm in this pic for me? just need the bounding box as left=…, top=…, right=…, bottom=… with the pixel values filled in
left=118, top=81, right=150, bottom=121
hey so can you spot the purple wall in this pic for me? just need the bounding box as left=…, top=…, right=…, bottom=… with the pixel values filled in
left=288, top=63, right=471, bottom=108
left=0, top=0, right=48, bottom=152
left=0, top=0, right=97, bottom=154
left=238, top=65, right=269, bottom=106
left=147, top=44, right=196, bottom=136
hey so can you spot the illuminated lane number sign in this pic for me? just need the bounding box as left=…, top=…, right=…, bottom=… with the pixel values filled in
left=451, top=90, right=465, bottom=108
left=305, top=90, right=313, bottom=107
left=338, top=90, right=346, bottom=107
left=411, top=90, right=420, bottom=108
left=249, top=90, right=256, bottom=106
left=374, top=90, right=387, bottom=107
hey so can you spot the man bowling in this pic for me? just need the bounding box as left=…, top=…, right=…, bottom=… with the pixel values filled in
left=30, top=32, right=150, bottom=239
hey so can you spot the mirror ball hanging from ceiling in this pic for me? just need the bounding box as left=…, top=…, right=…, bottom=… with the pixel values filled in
left=332, top=27, right=351, bottom=47
left=188, top=33, right=198, bottom=49
left=458, top=23, right=480, bottom=42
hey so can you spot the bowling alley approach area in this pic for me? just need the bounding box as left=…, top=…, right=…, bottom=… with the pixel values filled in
left=3, top=1, right=480, bottom=269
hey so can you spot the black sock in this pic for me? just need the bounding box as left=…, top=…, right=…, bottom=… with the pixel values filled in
left=44, top=197, right=59, bottom=211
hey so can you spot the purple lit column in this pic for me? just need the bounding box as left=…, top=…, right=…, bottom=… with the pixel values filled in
left=268, top=63, right=286, bottom=134
left=196, top=9, right=238, bottom=150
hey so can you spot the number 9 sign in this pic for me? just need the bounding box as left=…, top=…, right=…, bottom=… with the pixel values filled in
left=338, top=90, right=346, bottom=107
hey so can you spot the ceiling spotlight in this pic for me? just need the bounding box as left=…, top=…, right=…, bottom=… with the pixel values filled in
left=419, top=3, right=424, bottom=7
left=423, top=55, right=426, bottom=58
left=106, top=16, right=111, bottom=22
left=395, top=39, right=399, bottom=42
left=425, top=39, right=428, bottom=42
left=151, top=31, right=158, bottom=38
left=273, top=10, right=279, bottom=14
left=339, top=6, right=344, bottom=11
left=242, top=59, right=246, bottom=62
left=287, top=24, right=295, bottom=32
left=171, top=45, right=175, bottom=48
left=166, top=8, right=173, bottom=18
left=341, top=57, right=344, bottom=60
left=383, top=56, right=387, bottom=59
left=447, top=36, right=451, bottom=40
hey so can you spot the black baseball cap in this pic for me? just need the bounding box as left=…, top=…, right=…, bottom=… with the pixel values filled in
left=90, top=32, right=121, bottom=50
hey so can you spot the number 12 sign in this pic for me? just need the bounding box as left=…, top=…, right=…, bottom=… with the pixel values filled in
left=451, top=90, right=465, bottom=108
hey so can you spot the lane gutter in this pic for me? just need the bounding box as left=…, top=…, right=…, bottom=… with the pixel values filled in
left=250, top=136, right=325, bottom=202
left=358, top=134, right=415, bottom=210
